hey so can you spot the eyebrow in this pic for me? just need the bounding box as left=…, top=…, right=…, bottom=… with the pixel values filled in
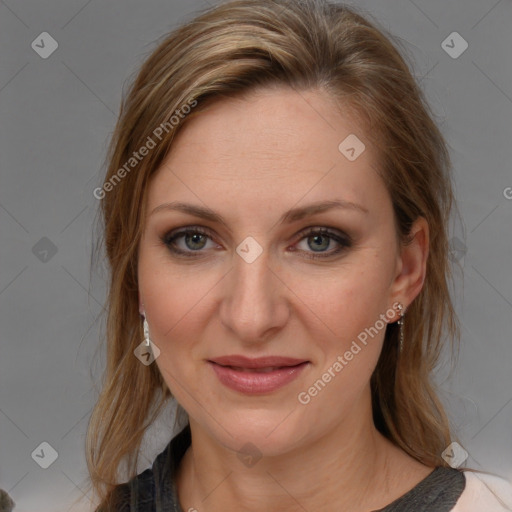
left=149, top=199, right=369, bottom=226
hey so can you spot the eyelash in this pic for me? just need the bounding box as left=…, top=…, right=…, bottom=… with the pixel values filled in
left=160, top=226, right=352, bottom=260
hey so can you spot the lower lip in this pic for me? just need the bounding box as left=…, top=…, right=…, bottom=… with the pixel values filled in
left=209, top=361, right=309, bottom=394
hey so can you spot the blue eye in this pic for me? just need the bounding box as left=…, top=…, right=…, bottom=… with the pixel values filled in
left=162, top=228, right=217, bottom=256
left=161, top=226, right=352, bottom=260
left=293, top=227, right=352, bottom=260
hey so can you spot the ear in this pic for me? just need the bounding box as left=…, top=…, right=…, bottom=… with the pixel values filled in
left=139, top=295, right=145, bottom=316
left=390, top=216, right=429, bottom=310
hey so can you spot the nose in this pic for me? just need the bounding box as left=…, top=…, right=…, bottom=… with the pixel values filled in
left=219, top=248, right=290, bottom=345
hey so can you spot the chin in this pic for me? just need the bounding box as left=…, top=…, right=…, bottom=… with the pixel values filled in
left=194, top=405, right=314, bottom=458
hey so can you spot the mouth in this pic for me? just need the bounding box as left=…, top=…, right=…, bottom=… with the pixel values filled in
left=207, top=356, right=309, bottom=394
left=220, top=365, right=296, bottom=373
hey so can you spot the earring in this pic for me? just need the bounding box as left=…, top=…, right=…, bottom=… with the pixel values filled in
left=143, top=317, right=151, bottom=347
left=138, top=314, right=161, bottom=363
left=395, top=302, right=405, bottom=352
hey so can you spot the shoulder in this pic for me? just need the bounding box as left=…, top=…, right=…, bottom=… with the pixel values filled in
left=451, top=470, right=512, bottom=512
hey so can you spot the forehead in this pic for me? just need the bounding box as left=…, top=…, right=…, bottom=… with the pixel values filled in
left=147, top=86, right=387, bottom=220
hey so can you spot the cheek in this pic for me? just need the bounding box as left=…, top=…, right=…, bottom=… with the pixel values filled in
left=138, top=244, right=219, bottom=335
left=137, top=251, right=222, bottom=389
left=288, top=260, right=392, bottom=344
left=139, top=271, right=206, bottom=401
left=293, top=270, right=391, bottom=416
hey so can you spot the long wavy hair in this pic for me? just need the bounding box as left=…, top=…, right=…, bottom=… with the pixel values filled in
left=85, top=0, right=462, bottom=507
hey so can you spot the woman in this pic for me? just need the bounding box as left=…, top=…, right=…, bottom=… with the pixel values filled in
left=85, top=0, right=512, bottom=510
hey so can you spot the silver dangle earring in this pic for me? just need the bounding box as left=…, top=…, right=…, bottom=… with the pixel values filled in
left=143, top=317, right=151, bottom=346
left=395, top=302, right=405, bottom=352
left=138, top=314, right=160, bottom=363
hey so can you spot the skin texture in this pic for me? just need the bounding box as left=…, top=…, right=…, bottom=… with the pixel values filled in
left=137, top=86, right=432, bottom=511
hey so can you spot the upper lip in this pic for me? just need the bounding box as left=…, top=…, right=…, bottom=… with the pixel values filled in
left=209, top=355, right=308, bottom=369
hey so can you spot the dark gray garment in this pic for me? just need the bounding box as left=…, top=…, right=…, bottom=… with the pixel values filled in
left=97, top=424, right=466, bottom=512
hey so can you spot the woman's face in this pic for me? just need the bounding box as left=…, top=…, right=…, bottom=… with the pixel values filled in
left=138, top=86, right=416, bottom=456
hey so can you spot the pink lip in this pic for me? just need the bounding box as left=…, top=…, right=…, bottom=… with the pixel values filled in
left=208, top=355, right=309, bottom=394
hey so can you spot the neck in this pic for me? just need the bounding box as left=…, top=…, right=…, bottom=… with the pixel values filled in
left=175, top=387, right=426, bottom=512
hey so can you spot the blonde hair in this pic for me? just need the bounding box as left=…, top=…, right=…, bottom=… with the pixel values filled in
left=85, top=0, right=462, bottom=507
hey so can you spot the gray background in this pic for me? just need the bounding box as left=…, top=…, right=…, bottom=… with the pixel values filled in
left=0, top=0, right=511, bottom=510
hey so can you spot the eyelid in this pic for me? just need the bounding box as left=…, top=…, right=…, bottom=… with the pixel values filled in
left=162, top=225, right=218, bottom=248
left=294, top=225, right=353, bottom=244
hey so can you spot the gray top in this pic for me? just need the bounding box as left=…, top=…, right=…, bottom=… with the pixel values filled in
left=98, top=425, right=466, bottom=511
